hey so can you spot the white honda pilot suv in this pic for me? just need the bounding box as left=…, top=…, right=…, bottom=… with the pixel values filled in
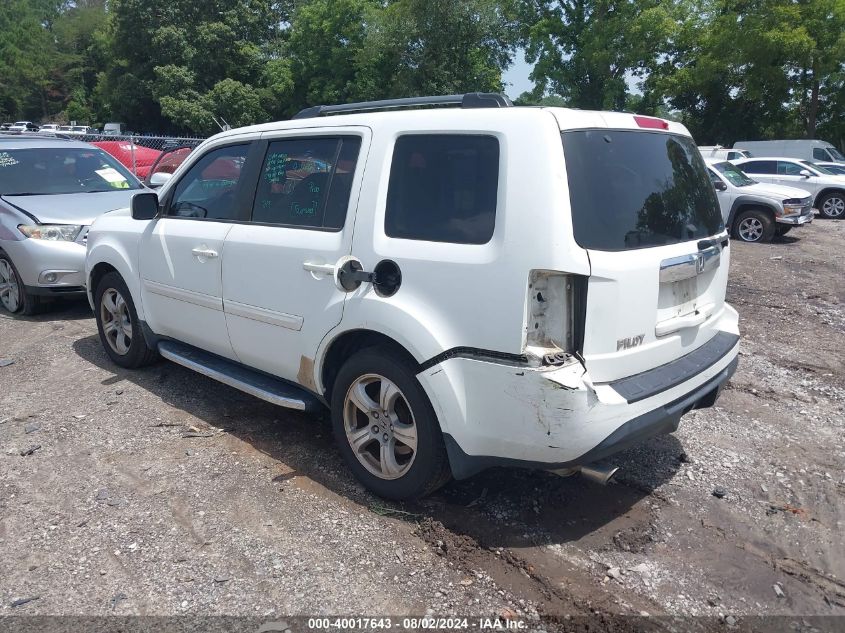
left=85, top=94, right=739, bottom=500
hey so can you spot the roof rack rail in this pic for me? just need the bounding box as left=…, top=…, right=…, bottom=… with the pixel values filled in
left=292, top=92, right=513, bottom=120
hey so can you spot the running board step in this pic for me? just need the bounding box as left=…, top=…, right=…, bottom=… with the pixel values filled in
left=157, top=341, right=321, bottom=412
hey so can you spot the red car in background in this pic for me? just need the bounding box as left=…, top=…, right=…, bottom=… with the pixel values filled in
left=91, top=141, right=162, bottom=179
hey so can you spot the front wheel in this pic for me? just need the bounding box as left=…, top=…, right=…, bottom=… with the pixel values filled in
left=775, top=225, right=792, bottom=237
left=817, top=192, right=845, bottom=219
left=94, top=272, right=158, bottom=368
left=733, top=208, right=775, bottom=243
left=331, top=348, right=451, bottom=500
left=0, top=253, right=42, bottom=315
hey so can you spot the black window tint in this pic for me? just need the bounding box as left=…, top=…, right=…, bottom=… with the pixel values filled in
left=562, top=130, right=723, bottom=251
left=385, top=135, right=498, bottom=244
left=778, top=161, right=804, bottom=176
left=741, top=160, right=776, bottom=174
left=813, top=148, right=827, bottom=160
left=170, top=145, right=248, bottom=220
left=252, top=137, right=360, bottom=229
left=727, top=152, right=738, bottom=160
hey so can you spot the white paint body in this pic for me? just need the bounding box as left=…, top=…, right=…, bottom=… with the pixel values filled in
left=86, top=107, right=739, bottom=467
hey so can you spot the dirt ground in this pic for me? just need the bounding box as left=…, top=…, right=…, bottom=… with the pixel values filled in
left=1, top=219, right=843, bottom=632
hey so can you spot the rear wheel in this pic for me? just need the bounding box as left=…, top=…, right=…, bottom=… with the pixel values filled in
left=0, top=254, right=42, bottom=315
left=734, top=208, right=775, bottom=243
left=331, top=348, right=451, bottom=500
left=94, top=271, right=158, bottom=368
left=817, top=192, right=845, bottom=219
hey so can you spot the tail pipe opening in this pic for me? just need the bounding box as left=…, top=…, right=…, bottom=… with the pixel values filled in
left=554, top=463, right=620, bottom=485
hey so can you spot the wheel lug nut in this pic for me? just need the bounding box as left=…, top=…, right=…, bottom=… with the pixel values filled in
left=383, top=433, right=388, bottom=441
left=372, top=425, right=379, bottom=433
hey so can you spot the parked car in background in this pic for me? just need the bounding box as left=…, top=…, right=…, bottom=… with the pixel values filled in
left=37, top=124, right=60, bottom=134
left=143, top=145, right=193, bottom=187
left=92, top=140, right=162, bottom=179
left=705, top=158, right=813, bottom=242
left=699, top=146, right=753, bottom=161
left=0, top=124, right=13, bottom=131
left=735, top=140, right=845, bottom=164
left=103, top=122, right=124, bottom=136
left=0, top=136, right=143, bottom=314
left=85, top=94, right=738, bottom=499
left=65, top=125, right=92, bottom=136
left=734, top=157, right=845, bottom=219
left=9, top=122, right=38, bottom=133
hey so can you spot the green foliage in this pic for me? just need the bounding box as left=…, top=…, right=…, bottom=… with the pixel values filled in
left=0, top=0, right=842, bottom=150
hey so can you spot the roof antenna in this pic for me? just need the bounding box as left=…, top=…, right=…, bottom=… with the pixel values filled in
left=211, top=115, right=231, bottom=132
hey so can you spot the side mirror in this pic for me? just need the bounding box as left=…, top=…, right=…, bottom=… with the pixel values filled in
left=148, top=172, right=172, bottom=188
left=799, top=169, right=812, bottom=178
left=714, top=180, right=728, bottom=191
left=131, top=191, right=159, bottom=220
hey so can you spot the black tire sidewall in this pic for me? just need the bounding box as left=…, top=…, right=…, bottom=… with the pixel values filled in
left=94, top=272, right=152, bottom=368
left=818, top=193, right=845, bottom=219
left=735, top=209, right=775, bottom=242
left=0, top=253, right=39, bottom=315
left=330, top=348, right=449, bottom=500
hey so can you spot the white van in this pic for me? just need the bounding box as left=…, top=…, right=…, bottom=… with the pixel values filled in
left=85, top=93, right=739, bottom=499
left=699, top=146, right=753, bottom=161
left=735, top=140, right=845, bottom=164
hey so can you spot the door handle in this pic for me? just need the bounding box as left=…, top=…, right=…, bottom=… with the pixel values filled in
left=191, top=247, right=218, bottom=259
left=302, top=261, right=336, bottom=275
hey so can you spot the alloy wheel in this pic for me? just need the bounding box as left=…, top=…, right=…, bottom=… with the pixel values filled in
left=100, top=288, right=133, bottom=355
left=822, top=196, right=845, bottom=218
left=343, top=374, right=418, bottom=480
left=738, top=217, right=764, bottom=242
left=0, top=259, right=21, bottom=312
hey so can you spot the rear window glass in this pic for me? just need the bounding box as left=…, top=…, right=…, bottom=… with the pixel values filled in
left=562, top=130, right=723, bottom=251
left=385, top=135, right=498, bottom=244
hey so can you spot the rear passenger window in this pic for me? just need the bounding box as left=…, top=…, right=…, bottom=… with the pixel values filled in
left=740, top=160, right=776, bottom=174
left=385, top=135, right=498, bottom=244
left=252, top=136, right=361, bottom=230
left=813, top=148, right=827, bottom=160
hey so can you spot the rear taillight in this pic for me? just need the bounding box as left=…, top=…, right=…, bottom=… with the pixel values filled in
left=525, top=272, right=588, bottom=365
left=634, top=115, right=669, bottom=130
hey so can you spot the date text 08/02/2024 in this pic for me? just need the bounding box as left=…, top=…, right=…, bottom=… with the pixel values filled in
left=304, top=617, right=527, bottom=630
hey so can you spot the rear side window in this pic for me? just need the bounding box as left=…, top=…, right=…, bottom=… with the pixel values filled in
left=740, top=160, right=776, bottom=174
left=813, top=148, right=828, bottom=160
left=562, top=130, right=723, bottom=251
left=251, top=136, right=361, bottom=230
left=385, top=135, right=498, bottom=244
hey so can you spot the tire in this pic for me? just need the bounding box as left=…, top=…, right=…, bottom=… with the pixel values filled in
left=0, top=253, right=43, bottom=316
left=775, top=225, right=792, bottom=237
left=94, top=271, right=158, bottom=368
left=733, top=208, right=775, bottom=243
left=817, top=192, right=845, bottom=219
left=331, top=348, right=452, bottom=500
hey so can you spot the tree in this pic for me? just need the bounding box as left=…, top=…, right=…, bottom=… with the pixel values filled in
left=519, top=0, right=675, bottom=110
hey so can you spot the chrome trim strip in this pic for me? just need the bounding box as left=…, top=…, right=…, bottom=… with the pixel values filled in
left=158, top=345, right=307, bottom=411
left=142, top=279, right=221, bottom=311
left=659, top=245, right=721, bottom=283
left=224, top=300, right=303, bottom=331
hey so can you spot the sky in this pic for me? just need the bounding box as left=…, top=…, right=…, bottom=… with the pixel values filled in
left=502, top=50, right=535, bottom=98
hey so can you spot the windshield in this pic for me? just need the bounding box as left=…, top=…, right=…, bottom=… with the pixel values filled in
left=801, top=160, right=836, bottom=175
left=0, top=147, right=142, bottom=195
left=71, top=127, right=87, bottom=132
left=715, top=161, right=755, bottom=186
left=562, top=130, right=723, bottom=251
left=829, top=147, right=845, bottom=161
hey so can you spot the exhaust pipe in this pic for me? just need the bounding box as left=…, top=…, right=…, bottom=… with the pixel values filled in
left=578, top=463, right=620, bottom=485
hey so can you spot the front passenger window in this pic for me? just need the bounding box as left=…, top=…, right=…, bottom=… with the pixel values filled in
left=169, top=144, right=248, bottom=220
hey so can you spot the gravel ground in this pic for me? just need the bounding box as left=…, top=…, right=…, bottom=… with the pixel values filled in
left=1, top=218, right=843, bottom=631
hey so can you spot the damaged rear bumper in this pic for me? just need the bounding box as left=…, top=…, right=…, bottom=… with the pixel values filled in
left=417, top=325, right=740, bottom=480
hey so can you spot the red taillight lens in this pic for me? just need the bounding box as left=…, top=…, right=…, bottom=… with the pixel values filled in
left=634, top=115, right=669, bottom=130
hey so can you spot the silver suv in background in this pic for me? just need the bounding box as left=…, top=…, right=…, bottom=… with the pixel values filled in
left=0, top=135, right=143, bottom=314
left=705, top=159, right=813, bottom=242
left=734, top=157, right=845, bottom=219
